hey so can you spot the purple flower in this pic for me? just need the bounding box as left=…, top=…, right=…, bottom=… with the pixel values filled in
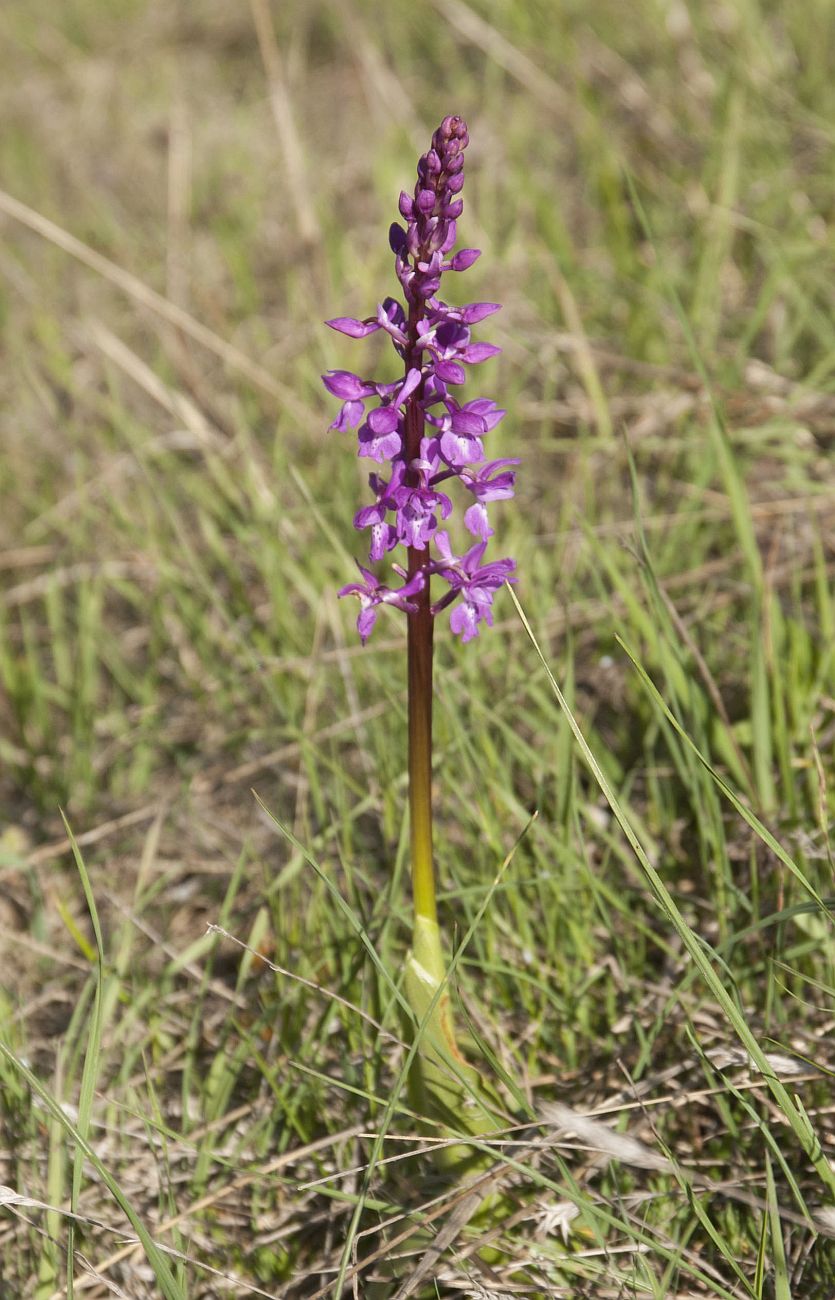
left=354, top=466, right=404, bottom=561
left=433, top=401, right=486, bottom=467
left=431, top=534, right=516, bottom=642
left=432, top=398, right=505, bottom=469
left=322, top=370, right=377, bottom=431
left=459, top=459, right=520, bottom=539
left=338, top=564, right=425, bottom=644
left=392, top=461, right=453, bottom=550
left=376, top=298, right=409, bottom=347
left=358, top=404, right=403, bottom=462
left=323, top=115, right=518, bottom=642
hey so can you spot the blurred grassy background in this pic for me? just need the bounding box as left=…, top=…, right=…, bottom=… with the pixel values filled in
left=2, top=0, right=835, bottom=1295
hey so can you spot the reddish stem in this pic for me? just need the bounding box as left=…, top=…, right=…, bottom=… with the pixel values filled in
left=405, top=299, right=437, bottom=925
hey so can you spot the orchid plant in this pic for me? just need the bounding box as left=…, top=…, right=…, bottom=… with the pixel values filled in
left=323, top=116, right=516, bottom=1132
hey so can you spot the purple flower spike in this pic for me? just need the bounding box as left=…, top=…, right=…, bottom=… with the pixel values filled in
left=323, top=116, right=518, bottom=642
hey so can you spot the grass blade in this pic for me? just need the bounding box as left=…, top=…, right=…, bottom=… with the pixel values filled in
left=509, top=584, right=835, bottom=1198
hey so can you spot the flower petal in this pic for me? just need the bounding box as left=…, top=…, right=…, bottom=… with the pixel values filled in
left=449, top=248, right=481, bottom=271
left=367, top=405, right=401, bottom=434
left=358, top=425, right=402, bottom=462
left=433, top=359, right=466, bottom=385
left=330, top=399, right=366, bottom=432
left=460, top=342, right=502, bottom=364
left=322, top=370, right=374, bottom=399
left=460, top=302, right=502, bottom=324
left=357, top=606, right=378, bottom=643
left=326, top=317, right=380, bottom=338
left=396, top=368, right=423, bottom=405
left=464, top=502, right=493, bottom=539
left=440, top=429, right=483, bottom=467
left=368, top=522, right=396, bottom=561
left=450, top=601, right=480, bottom=642
left=449, top=407, right=488, bottom=436
left=354, top=504, right=383, bottom=528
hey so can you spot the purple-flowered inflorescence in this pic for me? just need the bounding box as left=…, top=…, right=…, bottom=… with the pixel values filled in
left=323, top=116, right=517, bottom=644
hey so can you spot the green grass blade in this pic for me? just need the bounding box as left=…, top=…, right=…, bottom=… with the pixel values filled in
left=0, top=1042, right=184, bottom=1300
left=766, top=1151, right=792, bottom=1300
left=61, top=813, right=106, bottom=1299
left=509, top=584, right=835, bottom=1198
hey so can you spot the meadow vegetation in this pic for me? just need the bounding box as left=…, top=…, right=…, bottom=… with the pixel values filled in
left=1, top=0, right=835, bottom=1295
